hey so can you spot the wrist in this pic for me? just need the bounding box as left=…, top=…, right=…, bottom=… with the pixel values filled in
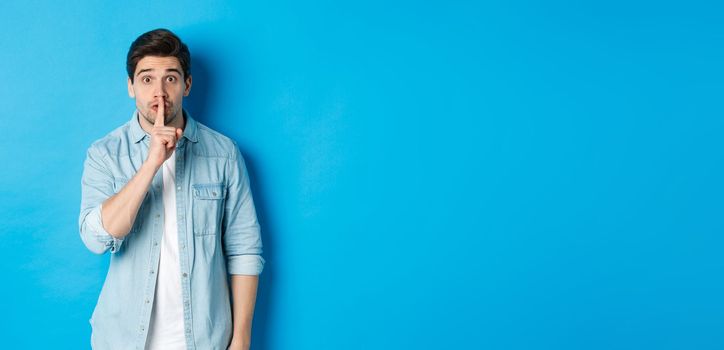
left=142, top=157, right=163, bottom=172
left=229, top=337, right=250, bottom=350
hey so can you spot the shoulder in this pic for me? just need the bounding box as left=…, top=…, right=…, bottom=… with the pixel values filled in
left=86, top=120, right=134, bottom=158
left=192, top=122, right=241, bottom=160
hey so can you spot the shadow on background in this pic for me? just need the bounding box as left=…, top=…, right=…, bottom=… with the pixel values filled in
left=184, top=53, right=212, bottom=123
left=185, top=50, right=276, bottom=350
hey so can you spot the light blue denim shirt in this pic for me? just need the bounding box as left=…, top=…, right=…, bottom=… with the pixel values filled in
left=79, top=109, right=265, bottom=350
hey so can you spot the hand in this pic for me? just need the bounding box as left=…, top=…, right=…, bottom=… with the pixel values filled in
left=146, top=96, right=183, bottom=168
left=227, top=338, right=250, bottom=350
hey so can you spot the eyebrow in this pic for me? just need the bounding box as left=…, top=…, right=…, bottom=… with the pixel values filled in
left=136, top=68, right=183, bottom=77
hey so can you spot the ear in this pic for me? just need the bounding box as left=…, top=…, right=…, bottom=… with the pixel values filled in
left=183, top=75, right=192, bottom=96
left=127, top=77, right=135, bottom=98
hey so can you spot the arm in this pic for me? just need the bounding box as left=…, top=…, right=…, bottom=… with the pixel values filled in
left=79, top=145, right=128, bottom=254
left=79, top=98, right=182, bottom=253
left=223, top=144, right=265, bottom=349
left=100, top=160, right=159, bottom=239
left=102, top=98, right=182, bottom=238
left=228, top=275, right=259, bottom=350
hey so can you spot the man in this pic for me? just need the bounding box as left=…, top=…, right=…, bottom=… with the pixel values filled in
left=79, top=28, right=264, bottom=350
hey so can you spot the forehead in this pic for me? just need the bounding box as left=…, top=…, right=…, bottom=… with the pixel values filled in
left=134, top=56, right=182, bottom=75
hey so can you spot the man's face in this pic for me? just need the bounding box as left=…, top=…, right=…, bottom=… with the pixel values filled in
left=127, top=56, right=192, bottom=126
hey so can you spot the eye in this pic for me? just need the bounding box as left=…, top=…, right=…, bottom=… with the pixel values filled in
left=166, top=76, right=177, bottom=83
left=142, top=76, right=152, bottom=84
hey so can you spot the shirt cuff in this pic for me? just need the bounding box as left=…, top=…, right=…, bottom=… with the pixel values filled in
left=88, top=203, right=125, bottom=253
left=227, top=255, right=265, bottom=275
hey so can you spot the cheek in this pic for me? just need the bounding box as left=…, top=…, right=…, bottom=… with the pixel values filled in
left=172, top=84, right=186, bottom=95
left=170, top=90, right=185, bottom=103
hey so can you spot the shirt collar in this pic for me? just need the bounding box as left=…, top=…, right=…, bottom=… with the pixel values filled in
left=129, top=108, right=199, bottom=144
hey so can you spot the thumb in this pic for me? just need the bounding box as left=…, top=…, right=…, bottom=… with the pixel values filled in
left=176, top=128, right=183, bottom=140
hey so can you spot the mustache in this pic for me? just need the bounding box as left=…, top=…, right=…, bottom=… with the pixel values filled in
left=149, top=101, right=172, bottom=108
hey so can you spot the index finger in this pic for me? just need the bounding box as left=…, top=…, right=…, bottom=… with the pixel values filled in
left=155, top=97, right=165, bottom=127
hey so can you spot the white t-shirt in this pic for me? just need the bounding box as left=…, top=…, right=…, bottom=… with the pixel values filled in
left=145, top=150, right=187, bottom=349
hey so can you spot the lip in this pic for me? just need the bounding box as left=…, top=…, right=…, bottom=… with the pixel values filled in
left=151, top=103, right=170, bottom=110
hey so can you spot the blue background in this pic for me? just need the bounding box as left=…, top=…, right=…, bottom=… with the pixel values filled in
left=1, top=1, right=723, bottom=349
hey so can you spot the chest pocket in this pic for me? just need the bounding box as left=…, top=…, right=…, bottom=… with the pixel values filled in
left=192, top=183, right=226, bottom=235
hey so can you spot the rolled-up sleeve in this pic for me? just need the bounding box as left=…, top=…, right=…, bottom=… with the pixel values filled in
left=79, top=146, right=124, bottom=255
left=222, top=143, right=265, bottom=275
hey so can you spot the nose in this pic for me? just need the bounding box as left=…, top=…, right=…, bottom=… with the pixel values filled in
left=153, top=81, right=167, bottom=99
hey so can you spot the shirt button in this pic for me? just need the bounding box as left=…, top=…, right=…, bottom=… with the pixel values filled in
left=177, top=186, right=181, bottom=190
left=145, top=299, right=150, bottom=303
left=140, top=326, right=145, bottom=331
left=153, top=241, right=158, bottom=246
left=182, top=273, right=188, bottom=278
left=155, top=214, right=160, bottom=218
left=150, top=270, right=155, bottom=274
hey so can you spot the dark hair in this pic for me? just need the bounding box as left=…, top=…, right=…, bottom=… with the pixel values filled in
left=126, top=28, right=191, bottom=82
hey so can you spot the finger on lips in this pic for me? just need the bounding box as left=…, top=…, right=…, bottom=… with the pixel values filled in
left=150, top=97, right=181, bottom=153
left=155, top=97, right=165, bottom=127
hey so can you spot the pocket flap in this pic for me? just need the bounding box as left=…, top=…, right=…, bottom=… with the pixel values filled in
left=192, top=183, right=226, bottom=200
